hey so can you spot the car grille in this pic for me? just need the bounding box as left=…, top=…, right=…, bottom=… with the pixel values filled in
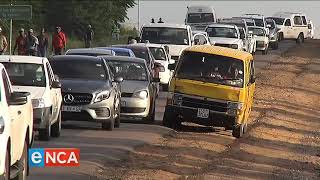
left=121, top=107, right=146, bottom=113
left=171, top=56, right=179, bottom=61
left=121, top=93, right=133, bottom=97
left=62, top=92, right=93, bottom=105
left=181, top=96, right=228, bottom=113
left=214, top=43, right=230, bottom=48
left=256, top=41, right=265, bottom=48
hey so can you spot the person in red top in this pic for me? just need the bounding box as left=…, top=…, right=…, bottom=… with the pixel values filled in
left=52, top=26, right=66, bottom=55
left=13, top=28, right=27, bottom=55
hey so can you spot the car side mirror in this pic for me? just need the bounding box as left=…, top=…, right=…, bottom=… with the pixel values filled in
left=250, top=75, right=256, bottom=84
left=9, top=92, right=28, bottom=106
left=51, top=80, right=62, bottom=88
left=114, top=76, right=123, bottom=83
left=152, top=77, right=160, bottom=82
left=168, top=63, right=176, bottom=71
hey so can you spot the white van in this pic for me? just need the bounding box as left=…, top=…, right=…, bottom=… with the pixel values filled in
left=185, top=5, right=216, bottom=31
left=269, top=12, right=309, bottom=43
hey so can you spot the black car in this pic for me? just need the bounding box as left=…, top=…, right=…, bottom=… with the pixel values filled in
left=49, top=55, right=123, bottom=130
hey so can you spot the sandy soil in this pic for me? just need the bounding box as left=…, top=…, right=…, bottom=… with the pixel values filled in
left=99, top=40, right=320, bottom=180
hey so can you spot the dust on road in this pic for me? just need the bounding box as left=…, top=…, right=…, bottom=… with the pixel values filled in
left=99, top=40, right=320, bottom=180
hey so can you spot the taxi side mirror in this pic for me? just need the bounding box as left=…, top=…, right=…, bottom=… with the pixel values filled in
left=249, top=75, right=256, bottom=84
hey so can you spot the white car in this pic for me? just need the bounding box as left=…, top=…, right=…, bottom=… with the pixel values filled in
left=240, top=14, right=269, bottom=35
left=0, top=56, right=62, bottom=141
left=145, top=43, right=174, bottom=90
left=0, top=63, right=33, bottom=180
left=248, top=27, right=269, bottom=55
left=307, top=20, right=314, bottom=39
left=205, top=24, right=244, bottom=51
left=269, top=12, right=309, bottom=43
left=140, top=23, right=193, bottom=61
left=185, top=6, right=217, bottom=31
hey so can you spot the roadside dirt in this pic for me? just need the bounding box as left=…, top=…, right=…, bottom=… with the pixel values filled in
left=99, top=40, right=320, bottom=180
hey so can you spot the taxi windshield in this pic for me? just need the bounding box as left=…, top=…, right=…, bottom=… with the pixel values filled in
left=176, top=52, right=244, bottom=88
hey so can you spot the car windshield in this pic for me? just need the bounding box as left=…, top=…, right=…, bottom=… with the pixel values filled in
left=187, top=13, right=214, bottom=23
left=270, top=17, right=285, bottom=25
left=176, top=52, right=244, bottom=88
left=149, top=47, right=167, bottom=61
left=141, top=27, right=189, bottom=45
left=253, top=19, right=264, bottom=27
left=206, top=27, right=238, bottom=38
left=107, top=61, right=148, bottom=81
left=50, top=59, right=107, bottom=80
left=3, top=63, right=46, bottom=87
left=248, top=27, right=265, bottom=36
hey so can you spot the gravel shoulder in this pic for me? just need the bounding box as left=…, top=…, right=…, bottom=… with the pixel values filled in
left=100, top=40, right=320, bottom=180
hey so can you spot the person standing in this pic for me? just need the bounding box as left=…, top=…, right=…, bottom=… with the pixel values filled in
left=84, top=24, right=94, bottom=48
left=0, top=27, right=8, bottom=55
left=158, top=18, right=164, bottom=23
left=37, top=28, right=48, bottom=57
left=26, top=29, right=39, bottom=56
left=52, top=26, right=67, bottom=55
left=13, top=28, right=27, bottom=55
left=151, top=18, right=155, bottom=23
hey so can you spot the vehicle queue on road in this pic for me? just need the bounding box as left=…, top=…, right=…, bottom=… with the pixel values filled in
left=0, top=6, right=312, bottom=180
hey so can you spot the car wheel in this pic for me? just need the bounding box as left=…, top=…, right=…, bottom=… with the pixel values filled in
left=243, top=123, right=248, bottom=134
left=143, top=98, right=156, bottom=123
left=163, top=107, right=181, bottom=130
left=114, top=104, right=121, bottom=128
left=296, top=33, right=303, bottom=44
left=162, top=84, right=169, bottom=91
left=262, top=47, right=268, bottom=55
left=51, top=110, right=61, bottom=137
left=278, top=32, right=283, bottom=41
left=4, top=148, right=10, bottom=180
left=102, top=119, right=114, bottom=131
left=39, top=124, right=51, bottom=141
left=232, top=124, right=244, bottom=138
left=14, top=141, right=27, bottom=180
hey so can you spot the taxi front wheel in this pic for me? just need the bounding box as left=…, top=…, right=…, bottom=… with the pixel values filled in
left=163, top=107, right=181, bottom=130
left=232, top=124, right=244, bottom=138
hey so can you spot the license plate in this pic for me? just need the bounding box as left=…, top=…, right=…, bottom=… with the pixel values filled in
left=121, top=101, right=126, bottom=106
left=197, top=108, right=209, bottom=118
left=62, top=106, right=82, bottom=112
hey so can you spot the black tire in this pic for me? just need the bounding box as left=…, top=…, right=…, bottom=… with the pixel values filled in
left=243, top=123, right=248, bottom=134
left=296, top=33, right=303, bottom=44
left=4, top=148, right=10, bottom=180
left=278, top=32, right=283, bottom=42
left=114, top=104, right=121, bottom=128
left=162, top=84, right=169, bottom=92
left=232, top=124, right=244, bottom=138
left=102, top=119, right=114, bottom=131
left=14, top=141, right=27, bottom=180
left=38, top=124, right=51, bottom=141
left=51, top=110, right=61, bottom=137
left=262, top=48, right=268, bottom=55
left=163, top=107, right=181, bottom=130
left=272, top=42, right=279, bottom=50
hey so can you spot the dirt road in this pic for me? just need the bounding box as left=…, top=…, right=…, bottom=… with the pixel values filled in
left=98, top=40, right=320, bottom=180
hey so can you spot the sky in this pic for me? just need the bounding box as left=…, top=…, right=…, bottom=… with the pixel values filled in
left=125, top=0, right=320, bottom=38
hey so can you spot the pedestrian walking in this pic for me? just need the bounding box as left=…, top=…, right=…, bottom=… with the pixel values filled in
left=37, top=28, right=48, bottom=57
left=84, top=24, right=94, bottom=48
left=26, top=29, right=38, bottom=56
left=0, top=27, right=8, bottom=55
left=52, top=26, right=67, bottom=55
left=13, top=28, right=27, bottom=55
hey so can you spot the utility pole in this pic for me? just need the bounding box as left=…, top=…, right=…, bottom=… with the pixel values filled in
left=9, top=0, right=13, bottom=55
left=137, top=0, right=140, bottom=32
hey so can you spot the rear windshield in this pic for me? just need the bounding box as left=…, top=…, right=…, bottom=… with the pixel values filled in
left=149, top=47, right=167, bottom=61
left=50, top=59, right=108, bottom=80
left=107, top=61, right=148, bottom=81
left=66, top=53, right=112, bottom=57
left=206, top=27, right=238, bottom=38
left=187, top=13, right=215, bottom=23
left=175, top=52, right=244, bottom=88
left=115, top=51, right=130, bottom=57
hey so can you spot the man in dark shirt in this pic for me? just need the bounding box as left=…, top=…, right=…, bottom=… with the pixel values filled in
left=84, top=24, right=94, bottom=48
left=37, top=28, right=48, bottom=57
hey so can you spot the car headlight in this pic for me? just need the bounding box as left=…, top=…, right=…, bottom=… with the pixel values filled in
left=0, top=116, right=4, bottom=134
left=133, top=90, right=148, bottom=99
left=32, top=98, right=45, bottom=108
left=94, top=91, right=111, bottom=103
left=230, top=44, right=238, bottom=49
left=172, top=94, right=183, bottom=106
left=227, top=102, right=244, bottom=115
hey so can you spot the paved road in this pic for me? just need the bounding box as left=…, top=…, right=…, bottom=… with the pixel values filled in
left=30, top=40, right=296, bottom=180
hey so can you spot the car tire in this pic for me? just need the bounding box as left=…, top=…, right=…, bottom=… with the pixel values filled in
left=262, top=48, right=268, bottom=55
left=14, top=141, right=27, bottom=180
left=102, top=119, right=114, bottom=131
left=162, top=84, right=169, bottom=91
left=163, top=107, right=181, bottom=130
left=278, top=32, right=283, bottom=41
left=39, top=124, right=51, bottom=141
left=114, top=104, right=121, bottom=128
left=143, top=98, right=156, bottom=123
left=51, top=110, right=61, bottom=137
left=4, top=148, right=10, bottom=180
left=232, top=124, right=244, bottom=138
left=243, top=123, right=248, bottom=134
left=296, top=33, right=304, bottom=44
left=272, top=42, right=279, bottom=50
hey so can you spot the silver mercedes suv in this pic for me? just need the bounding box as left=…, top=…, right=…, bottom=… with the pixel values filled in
left=49, top=55, right=123, bottom=130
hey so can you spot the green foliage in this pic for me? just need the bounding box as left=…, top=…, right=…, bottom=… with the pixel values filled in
left=0, top=0, right=135, bottom=43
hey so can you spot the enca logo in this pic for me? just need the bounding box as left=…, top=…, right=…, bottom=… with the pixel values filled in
left=29, top=148, right=80, bottom=167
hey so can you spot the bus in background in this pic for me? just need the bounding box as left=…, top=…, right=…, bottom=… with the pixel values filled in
left=185, top=6, right=217, bottom=31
